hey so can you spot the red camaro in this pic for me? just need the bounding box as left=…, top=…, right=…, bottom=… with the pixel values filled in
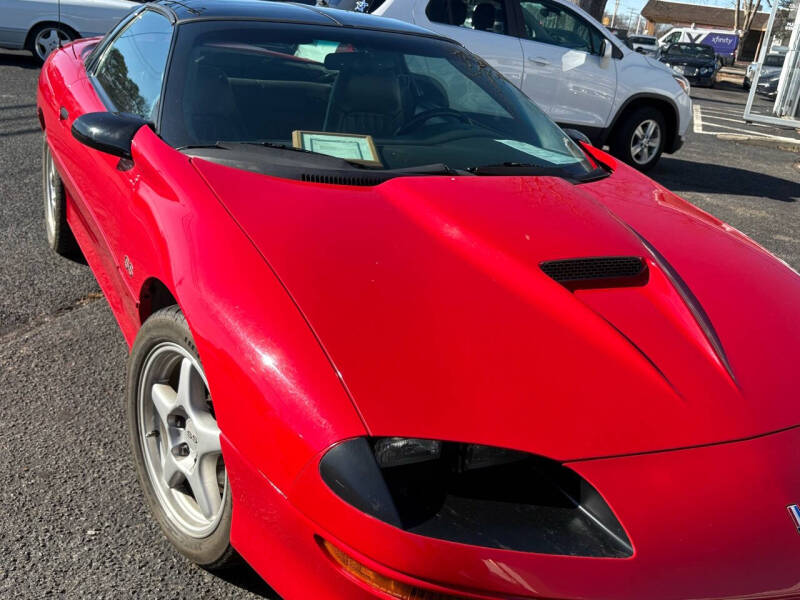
left=38, top=1, right=800, bottom=598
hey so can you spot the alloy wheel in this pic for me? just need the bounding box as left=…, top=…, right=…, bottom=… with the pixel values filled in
left=630, top=119, right=662, bottom=166
left=44, top=151, right=59, bottom=244
left=138, top=342, right=227, bottom=538
left=34, top=27, right=70, bottom=62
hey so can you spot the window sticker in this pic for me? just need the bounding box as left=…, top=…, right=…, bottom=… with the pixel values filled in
left=293, top=131, right=382, bottom=166
left=495, top=139, right=580, bottom=165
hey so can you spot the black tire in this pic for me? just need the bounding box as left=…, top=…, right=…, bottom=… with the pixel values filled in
left=127, top=306, right=238, bottom=570
left=609, top=107, right=667, bottom=172
left=42, top=137, right=80, bottom=258
left=26, top=22, right=76, bottom=64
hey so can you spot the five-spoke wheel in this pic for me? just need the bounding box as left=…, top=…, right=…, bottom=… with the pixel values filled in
left=29, top=24, right=74, bottom=63
left=42, top=138, right=80, bottom=257
left=128, top=306, right=237, bottom=568
left=139, top=343, right=226, bottom=537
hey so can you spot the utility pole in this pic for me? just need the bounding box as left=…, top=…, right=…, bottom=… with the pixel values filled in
left=610, top=0, right=621, bottom=28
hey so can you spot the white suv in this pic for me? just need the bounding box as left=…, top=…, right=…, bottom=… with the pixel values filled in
left=374, top=0, right=692, bottom=170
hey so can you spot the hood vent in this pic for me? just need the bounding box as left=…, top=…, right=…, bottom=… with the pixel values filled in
left=541, top=256, right=648, bottom=290
left=300, top=173, right=388, bottom=186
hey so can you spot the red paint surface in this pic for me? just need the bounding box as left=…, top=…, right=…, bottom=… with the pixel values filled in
left=38, top=40, right=800, bottom=599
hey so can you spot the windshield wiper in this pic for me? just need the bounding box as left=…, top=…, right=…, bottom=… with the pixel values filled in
left=384, top=163, right=473, bottom=176
left=467, top=162, right=610, bottom=183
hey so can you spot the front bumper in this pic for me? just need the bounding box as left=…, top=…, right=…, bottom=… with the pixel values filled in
left=685, top=74, right=716, bottom=87
left=667, top=88, right=691, bottom=154
left=225, top=427, right=800, bottom=599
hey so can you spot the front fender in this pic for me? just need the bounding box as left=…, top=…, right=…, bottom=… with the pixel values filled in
left=127, top=126, right=367, bottom=494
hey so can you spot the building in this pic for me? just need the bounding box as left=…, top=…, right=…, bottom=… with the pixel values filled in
left=641, top=0, right=772, bottom=60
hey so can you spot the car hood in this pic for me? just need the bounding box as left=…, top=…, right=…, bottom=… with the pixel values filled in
left=641, top=54, right=672, bottom=73
left=662, top=56, right=716, bottom=67
left=194, top=158, right=800, bottom=461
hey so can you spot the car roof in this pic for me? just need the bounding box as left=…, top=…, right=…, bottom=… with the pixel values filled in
left=154, top=0, right=438, bottom=37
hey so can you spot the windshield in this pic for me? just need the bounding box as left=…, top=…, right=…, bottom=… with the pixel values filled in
left=628, top=36, right=655, bottom=45
left=161, top=21, right=593, bottom=177
left=764, top=54, right=785, bottom=67
left=666, top=43, right=715, bottom=58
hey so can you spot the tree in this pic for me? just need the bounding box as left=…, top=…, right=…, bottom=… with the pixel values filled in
left=578, top=0, right=608, bottom=22
left=734, top=0, right=762, bottom=60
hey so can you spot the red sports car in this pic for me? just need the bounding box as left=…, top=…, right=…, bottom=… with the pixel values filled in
left=38, top=1, right=800, bottom=598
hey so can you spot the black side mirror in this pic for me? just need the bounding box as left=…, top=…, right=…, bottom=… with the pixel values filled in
left=564, top=128, right=592, bottom=146
left=71, top=112, right=149, bottom=159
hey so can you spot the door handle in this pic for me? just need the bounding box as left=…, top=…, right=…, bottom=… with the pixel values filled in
left=527, top=56, right=551, bottom=66
left=59, top=106, right=68, bottom=120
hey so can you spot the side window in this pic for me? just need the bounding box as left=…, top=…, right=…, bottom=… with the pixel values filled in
left=518, top=0, right=603, bottom=54
left=426, top=0, right=509, bottom=35
left=665, top=31, right=681, bottom=44
left=93, top=10, right=172, bottom=121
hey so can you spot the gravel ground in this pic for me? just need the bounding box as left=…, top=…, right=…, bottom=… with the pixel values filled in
left=0, top=47, right=798, bottom=599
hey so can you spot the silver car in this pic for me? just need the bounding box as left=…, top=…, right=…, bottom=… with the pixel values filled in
left=627, top=34, right=658, bottom=56
left=0, top=0, right=138, bottom=62
left=744, top=52, right=786, bottom=89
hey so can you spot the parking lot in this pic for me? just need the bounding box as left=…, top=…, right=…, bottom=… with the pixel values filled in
left=0, top=46, right=798, bottom=599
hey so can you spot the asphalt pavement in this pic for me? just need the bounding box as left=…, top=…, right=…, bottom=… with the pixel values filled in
left=0, top=48, right=798, bottom=599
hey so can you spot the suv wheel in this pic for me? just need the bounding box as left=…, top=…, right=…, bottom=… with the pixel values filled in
left=610, top=107, right=666, bottom=172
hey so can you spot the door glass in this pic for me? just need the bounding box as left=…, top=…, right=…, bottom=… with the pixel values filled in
left=518, top=0, right=603, bottom=54
left=426, top=0, right=509, bottom=35
left=94, top=10, right=172, bottom=121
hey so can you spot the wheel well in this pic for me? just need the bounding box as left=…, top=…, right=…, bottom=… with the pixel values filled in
left=139, top=278, right=178, bottom=324
left=610, top=97, right=677, bottom=149
left=25, top=21, right=81, bottom=51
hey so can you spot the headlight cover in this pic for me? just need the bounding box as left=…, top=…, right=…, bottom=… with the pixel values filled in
left=320, top=437, right=633, bottom=558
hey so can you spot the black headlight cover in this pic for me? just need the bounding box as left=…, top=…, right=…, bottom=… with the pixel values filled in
left=319, top=437, right=633, bottom=558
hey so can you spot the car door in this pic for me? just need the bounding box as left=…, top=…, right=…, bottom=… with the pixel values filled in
left=0, top=0, right=56, bottom=48
left=515, top=0, right=616, bottom=128
left=411, top=0, right=525, bottom=92
left=78, top=8, right=174, bottom=324
left=59, top=0, right=138, bottom=38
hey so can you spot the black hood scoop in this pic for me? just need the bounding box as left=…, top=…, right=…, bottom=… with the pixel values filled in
left=540, top=257, right=648, bottom=290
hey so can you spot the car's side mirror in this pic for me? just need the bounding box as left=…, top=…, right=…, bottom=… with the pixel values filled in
left=564, top=128, right=592, bottom=146
left=601, top=39, right=613, bottom=60
left=71, top=112, right=149, bottom=159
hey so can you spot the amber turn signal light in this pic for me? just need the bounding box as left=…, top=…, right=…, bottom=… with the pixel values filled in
left=321, top=538, right=468, bottom=600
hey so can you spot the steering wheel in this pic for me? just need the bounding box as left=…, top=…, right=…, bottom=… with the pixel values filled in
left=394, top=109, right=471, bottom=136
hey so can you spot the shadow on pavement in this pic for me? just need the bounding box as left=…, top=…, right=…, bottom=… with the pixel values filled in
left=0, top=50, right=39, bottom=69
left=0, top=127, right=41, bottom=138
left=708, top=80, right=746, bottom=93
left=214, top=562, right=283, bottom=599
left=653, top=157, right=799, bottom=203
